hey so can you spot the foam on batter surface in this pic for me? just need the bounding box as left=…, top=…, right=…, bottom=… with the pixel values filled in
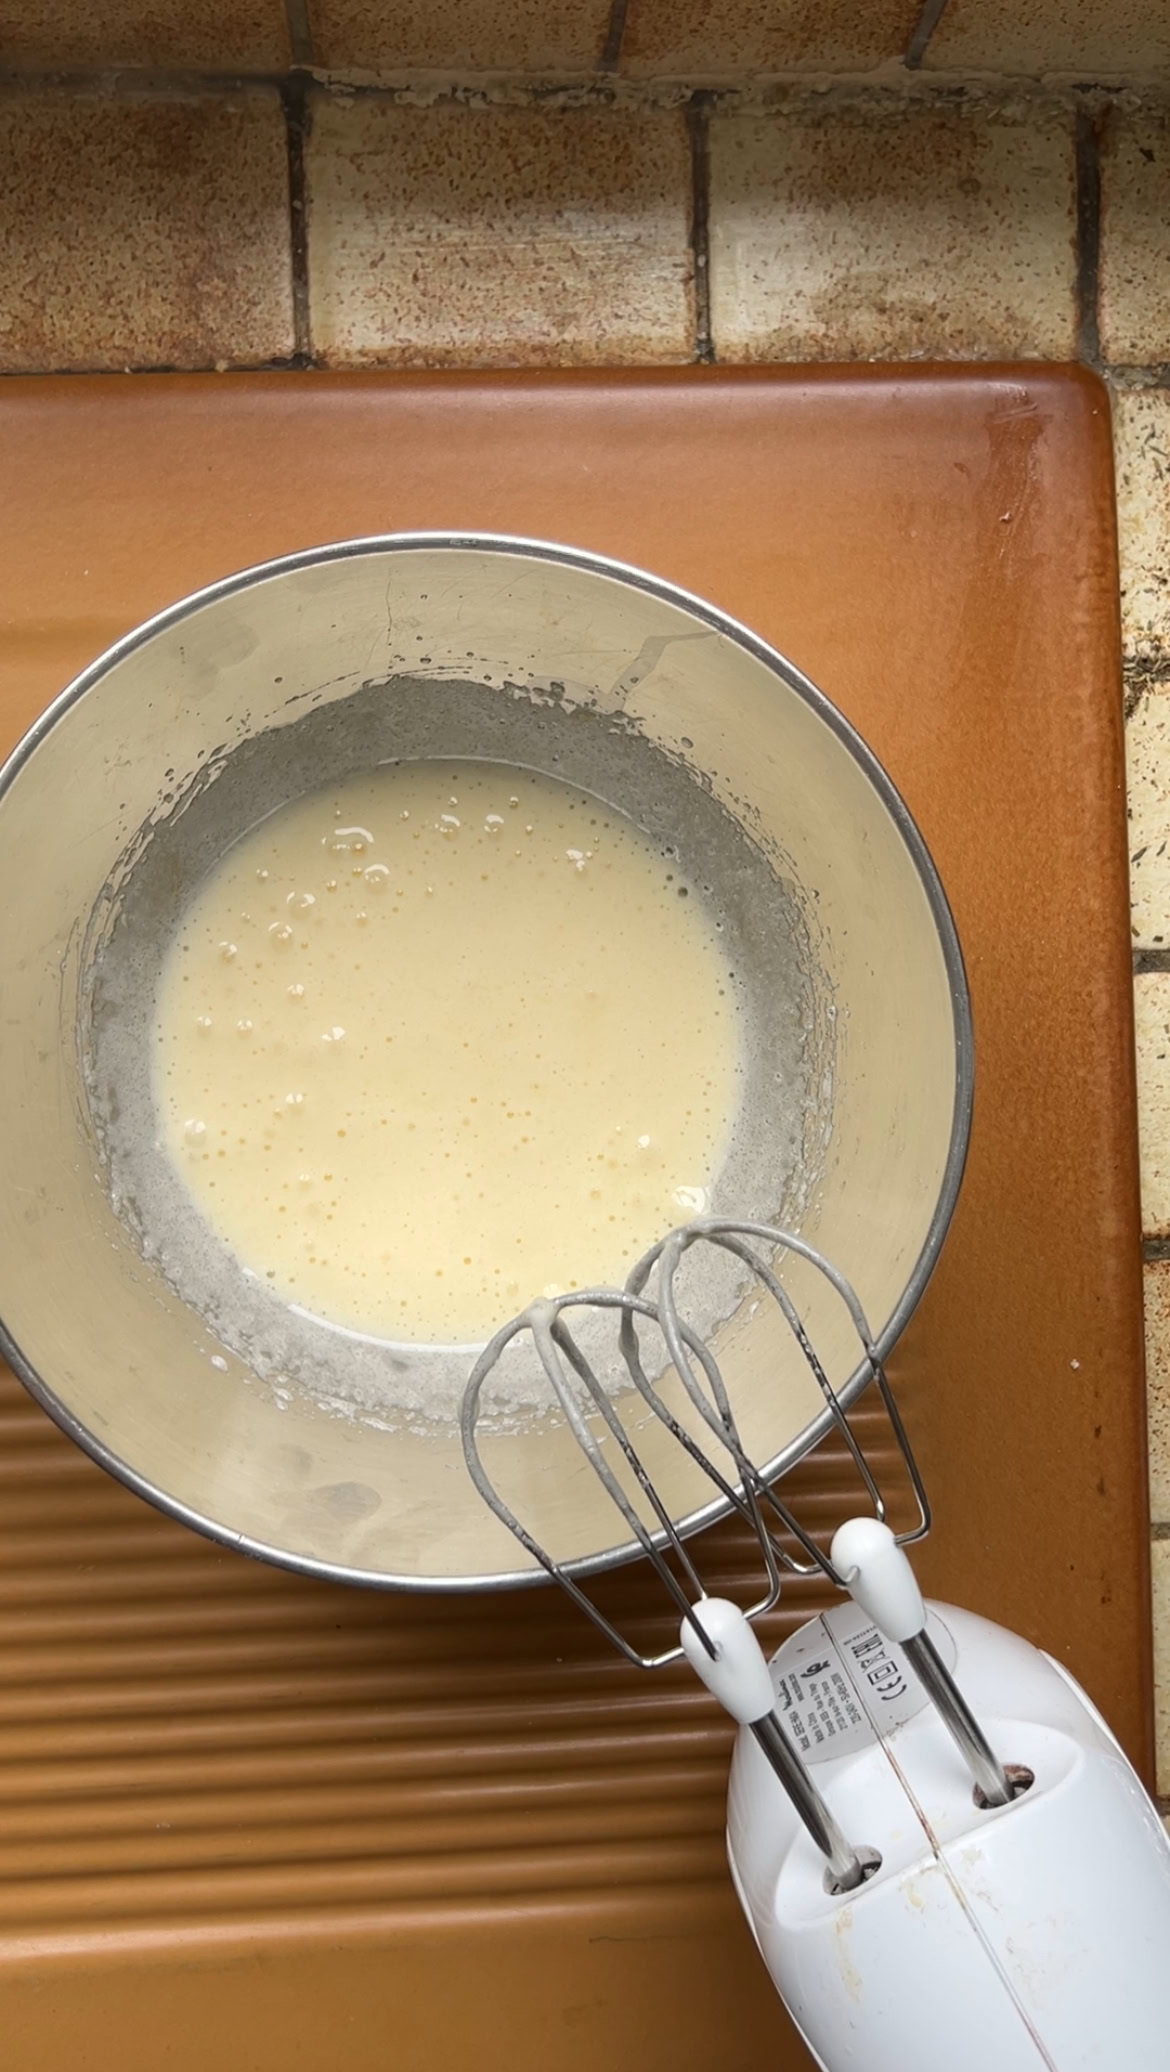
left=154, top=761, right=741, bottom=1345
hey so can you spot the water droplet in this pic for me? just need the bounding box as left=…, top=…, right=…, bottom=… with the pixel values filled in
left=218, top=941, right=238, bottom=961
left=286, top=889, right=316, bottom=912
left=268, top=922, right=293, bottom=946
left=184, top=1119, right=207, bottom=1143
left=363, top=863, right=390, bottom=889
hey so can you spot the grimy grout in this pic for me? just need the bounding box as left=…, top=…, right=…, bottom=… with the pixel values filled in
left=1074, top=104, right=1103, bottom=365
left=599, top=0, right=629, bottom=75
left=284, top=0, right=315, bottom=70
left=2, top=68, right=1168, bottom=108
left=686, top=93, right=714, bottom=365
left=280, top=78, right=313, bottom=364
left=905, top=0, right=954, bottom=71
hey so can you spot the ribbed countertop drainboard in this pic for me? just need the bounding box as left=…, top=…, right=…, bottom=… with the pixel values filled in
left=0, top=1368, right=909, bottom=1933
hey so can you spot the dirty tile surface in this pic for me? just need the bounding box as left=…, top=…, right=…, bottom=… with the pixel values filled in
left=306, top=98, right=693, bottom=366
left=1136, top=973, right=1170, bottom=1239
left=312, top=0, right=610, bottom=75
left=1100, top=111, right=1170, bottom=366
left=1126, top=686, right=1170, bottom=950
left=924, top=0, right=1170, bottom=76
left=0, top=90, right=293, bottom=373
left=620, top=0, right=919, bottom=77
left=708, top=105, right=1077, bottom=361
left=1146, top=1263, right=1170, bottom=1523
left=1114, top=389, right=1170, bottom=660
left=0, top=0, right=289, bottom=70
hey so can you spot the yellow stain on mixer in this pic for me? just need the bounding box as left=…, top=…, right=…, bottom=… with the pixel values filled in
left=154, top=760, right=742, bottom=1345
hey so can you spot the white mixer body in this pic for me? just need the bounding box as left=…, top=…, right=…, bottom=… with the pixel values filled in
left=727, top=1600, right=1170, bottom=2071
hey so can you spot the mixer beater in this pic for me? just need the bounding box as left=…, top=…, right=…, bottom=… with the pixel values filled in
left=462, top=1218, right=1170, bottom=2071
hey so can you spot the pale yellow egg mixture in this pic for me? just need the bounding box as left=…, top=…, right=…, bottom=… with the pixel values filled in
left=154, top=760, right=741, bottom=1344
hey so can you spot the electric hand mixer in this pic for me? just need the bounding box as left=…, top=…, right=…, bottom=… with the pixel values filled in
left=462, top=1216, right=1170, bottom=2072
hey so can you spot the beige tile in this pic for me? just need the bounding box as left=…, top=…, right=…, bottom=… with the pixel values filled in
left=0, top=0, right=288, bottom=70
left=1114, top=390, right=1170, bottom=661
left=0, top=91, right=293, bottom=374
left=306, top=99, right=693, bottom=368
left=708, top=105, right=1077, bottom=363
left=924, top=0, right=1170, bottom=77
left=1101, top=111, right=1170, bottom=366
left=1136, top=973, right=1170, bottom=1238
left=1146, top=1262, right=1170, bottom=1523
left=1154, top=1536, right=1170, bottom=1791
left=313, top=0, right=609, bottom=74
left=621, top=0, right=919, bottom=78
left=1126, top=686, right=1170, bottom=950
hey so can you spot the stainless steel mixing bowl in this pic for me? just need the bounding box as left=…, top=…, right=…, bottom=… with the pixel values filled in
left=0, top=536, right=970, bottom=1588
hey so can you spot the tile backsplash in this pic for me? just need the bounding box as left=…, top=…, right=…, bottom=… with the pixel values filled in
left=3, top=0, right=1170, bottom=1788
left=305, top=99, right=694, bottom=366
left=707, top=101, right=1077, bottom=361
left=0, top=87, right=293, bottom=372
left=310, top=0, right=612, bottom=78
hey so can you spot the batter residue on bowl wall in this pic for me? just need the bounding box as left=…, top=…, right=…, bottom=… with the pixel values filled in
left=154, top=760, right=741, bottom=1346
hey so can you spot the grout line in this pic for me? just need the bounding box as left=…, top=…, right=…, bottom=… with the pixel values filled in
left=1143, top=1237, right=1170, bottom=1262
left=1109, top=364, right=1170, bottom=387
left=1135, top=949, right=1170, bottom=975
left=0, top=357, right=313, bottom=379
left=0, top=67, right=1166, bottom=123
left=904, top=0, right=953, bottom=71
left=281, top=79, right=313, bottom=365
left=599, top=0, right=629, bottom=74
left=1075, top=106, right=1103, bottom=366
left=687, top=92, right=714, bottom=365
left=1, top=67, right=1156, bottom=106
left=285, top=0, right=316, bottom=70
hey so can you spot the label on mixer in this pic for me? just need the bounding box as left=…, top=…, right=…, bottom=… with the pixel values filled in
left=768, top=1604, right=958, bottom=1763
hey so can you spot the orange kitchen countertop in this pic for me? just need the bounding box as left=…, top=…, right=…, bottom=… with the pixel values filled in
left=0, top=365, right=1144, bottom=2072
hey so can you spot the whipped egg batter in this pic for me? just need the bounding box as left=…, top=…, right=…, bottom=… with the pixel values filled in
left=154, top=761, right=741, bottom=1345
